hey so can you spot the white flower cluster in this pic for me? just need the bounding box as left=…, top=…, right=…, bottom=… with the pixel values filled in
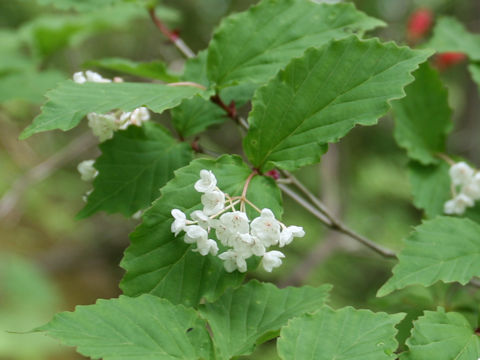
left=171, top=170, right=305, bottom=273
left=73, top=70, right=150, bottom=142
left=77, top=159, right=98, bottom=182
left=444, top=161, right=480, bottom=215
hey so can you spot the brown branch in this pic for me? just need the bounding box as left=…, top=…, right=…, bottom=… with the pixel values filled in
left=148, top=7, right=195, bottom=59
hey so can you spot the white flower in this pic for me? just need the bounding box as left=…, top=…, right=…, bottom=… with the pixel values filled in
left=194, top=170, right=217, bottom=193
left=85, top=70, right=111, bottom=83
left=77, top=160, right=98, bottom=182
left=201, top=190, right=225, bottom=215
left=195, top=238, right=219, bottom=256
left=184, top=225, right=208, bottom=244
left=191, top=210, right=210, bottom=229
left=82, top=189, right=93, bottom=203
left=219, top=250, right=247, bottom=272
left=449, top=162, right=474, bottom=186
left=279, top=226, right=305, bottom=247
left=444, top=194, right=474, bottom=215
left=214, top=211, right=249, bottom=246
left=131, top=209, right=144, bottom=220
left=262, top=251, right=285, bottom=272
left=130, top=107, right=150, bottom=126
left=87, top=112, right=119, bottom=142
left=462, top=173, right=480, bottom=200
left=171, top=209, right=187, bottom=236
left=251, top=208, right=281, bottom=246
left=73, top=72, right=87, bottom=84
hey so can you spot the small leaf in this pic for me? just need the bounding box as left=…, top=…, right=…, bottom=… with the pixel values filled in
left=199, top=280, right=331, bottom=359
left=207, top=1, right=384, bottom=88
left=120, top=155, right=283, bottom=306
left=244, top=36, right=433, bottom=171
left=85, top=57, right=179, bottom=82
left=277, top=306, right=405, bottom=360
left=401, top=308, right=480, bottom=360
left=36, top=295, right=213, bottom=360
left=20, top=81, right=202, bottom=139
left=378, top=217, right=480, bottom=297
left=78, top=123, right=193, bottom=218
left=408, top=161, right=451, bottom=218
left=392, top=63, right=452, bottom=164
left=425, top=17, right=480, bottom=61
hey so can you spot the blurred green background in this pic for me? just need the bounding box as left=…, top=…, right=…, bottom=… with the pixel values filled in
left=1, top=0, right=479, bottom=359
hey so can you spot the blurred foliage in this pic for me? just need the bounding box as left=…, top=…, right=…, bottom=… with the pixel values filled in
left=1, top=0, right=480, bottom=359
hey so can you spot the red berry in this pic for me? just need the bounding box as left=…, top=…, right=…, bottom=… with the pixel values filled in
left=407, top=8, right=433, bottom=41
left=266, top=169, right=280, bottom=180
left=434, top=52, right=467, bottom=70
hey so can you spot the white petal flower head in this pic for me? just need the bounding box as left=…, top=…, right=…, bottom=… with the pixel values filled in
left=194, top=170, right=217, bottom=193
left=262, top=250, right=285, bottom=272
left=251, top=208, right=281, bottom=246
left=77, top=160, right=98, bottom=182
left=87, top=112, right=119, bottom=142
left=171, top=209, right=187, bottom=236
left=130, top=107, right=150, bottom=126
left=462, top=173, right=480, bottom=200
left=184, top=225, right=208, bottom=244
left=195, top=238, right=219, bottom=256
left=279, top=226, right=305, bottom=247
left=449, top=162, right=474, bottom=186
left=201, top=190, right=225, bottom=215
left=73, top=71, right=87, bottom=84
left=220, top=211, right=250, bottom=234
left=219, top=250, right=238, bottom=272
left=85, top=70, right=111, bottom=83
left=443, top=194, right=474, bottom=215
left=191, top=210, right=210, bottom=229
left=231, top=233, right=255, bottom=259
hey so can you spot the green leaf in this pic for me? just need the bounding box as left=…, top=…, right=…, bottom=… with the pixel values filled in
left=198, top=280, right=331, bottom=359
left=470, top=64, right=480, bottom=91
left=401, top=308, right=480, bottom=360
left=33, top=0, right=137, bottom=12
left=85, top=58, right=180, bottom=82
left=392, top=63, right=452, bottom=165
left=20, top=81, right=203, bottom=139
left=378, top=217, right=480, bottom=297
left=277, top=306, right=405, bottom=360
left=408, top=161, right=450, bottom=218
left=120, top=155, right=283, bottom=306
left=425, top=17, right=480, bottom=61
left=0, top=30, right=32, bottom=73
left=207, top=1, right=384, bottom=88
left=0, top=70, right=64, bottom=104
left=36, top=295, right=213, bottom=360
left=244, top=36, right=433, bottom=171
left=78, top=123, right=193, bottom=218
left=19, top=6, right=145, bottom=60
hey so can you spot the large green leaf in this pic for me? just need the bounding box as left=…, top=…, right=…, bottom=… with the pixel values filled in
left=207, top=1, right=384, bottom=89
left=36, top=295, right=213, bottom=360
left=277, top=306, right=405, bottom=360
left=78, top=123, right=193, bottom=218
left=401, top=308, right=480, bottom=360
left=85, top=58, right=179, bottom=82
left=20, top=81, right=202, bottom=139
left=199, top=280, right=331, bottom=359
left=425, top=17, right=480, bottom=61
left=392, top=63, right=452, bottom=165
left=408, top=161, right=450, bottom=218
left=244, top=36, right=432, bottom=171
left=120, top=155, right=283, bottom=306
left=0, top=70, right=64, bottom=104
left=378, top=217, right=480, bottom=297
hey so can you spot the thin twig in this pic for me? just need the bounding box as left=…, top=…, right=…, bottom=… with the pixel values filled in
left=277, top=183, right=397, bottom=258
left=148, top=7, right=195, bottom=59
left=0, top=133, right=96, bottom=219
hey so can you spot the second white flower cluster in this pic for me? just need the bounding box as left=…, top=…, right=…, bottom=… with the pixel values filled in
left=171, top=170, right=305, bottom=273
left=73, top=70, right=150, bottom=142
left=444, top=161, right=480, bottom=215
